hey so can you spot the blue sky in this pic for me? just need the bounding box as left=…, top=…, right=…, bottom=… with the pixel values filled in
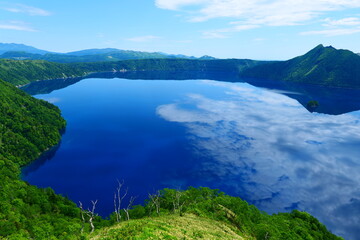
left=0, top=0, right=360, bottom=59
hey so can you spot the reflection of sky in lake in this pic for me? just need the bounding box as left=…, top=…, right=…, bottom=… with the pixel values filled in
left=157, top=80, right=360, bottom=239
left=23, top=78, right=360, bottom=240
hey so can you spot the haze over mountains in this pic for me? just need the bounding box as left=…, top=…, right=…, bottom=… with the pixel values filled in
left=0, top=43, right=215, bottom=63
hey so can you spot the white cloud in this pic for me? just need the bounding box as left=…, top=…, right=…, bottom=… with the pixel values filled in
left=155, top=0, right=360, bottom=24
left=156, top=80, right=360, bottom=238
left=300, top=17, right=360, bottom=36
left=155, top=0, right=360, bottom=37
left=126, top=35, right=161, bottom=42
left=155, top=0, right=207, bottom=11
left=323, top=17, right=360, bottom=27
left=202, top=29, right=229, bottom=39
left=0, top=21, right=36, bottom=31
left=202, top=24, right=259, bottom=39
left=1, top=3, right=51, bottom=16
left=300, top=28, right=360, bottom=36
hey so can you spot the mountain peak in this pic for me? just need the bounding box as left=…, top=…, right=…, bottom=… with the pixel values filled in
left=240, top=44, right=360, bottom=88
left=0, top=43, right=50, bottom=55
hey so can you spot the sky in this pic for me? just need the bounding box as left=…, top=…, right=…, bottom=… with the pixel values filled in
left=0, top=0, right=360, bottom=60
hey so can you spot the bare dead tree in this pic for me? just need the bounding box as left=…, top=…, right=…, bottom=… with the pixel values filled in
left=114, top=180, right=128, bottom=222
left=79, top=201, right=85, bottom=234
left=88, top=200, right=98, bottom=233
left=79, top=200, right=98, bottom=234
left=172, top=190, right=186, bottom=216
left=123, top=196, right=136, bottom=221
left=148, top=191, right=161, bottom=216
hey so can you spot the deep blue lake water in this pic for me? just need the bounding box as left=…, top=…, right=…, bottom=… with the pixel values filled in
left=22, top=76, right=360, bottom=240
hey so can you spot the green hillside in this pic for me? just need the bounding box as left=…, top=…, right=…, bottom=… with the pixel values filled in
left=90, top=187, right=342, bottom=240
left=73, top=58, right=259, bottom=74
left=240, top=44, right=360, bottom=88
left=0, top=59, right=86, bottom=86
left=92, top=214, right=246, bottom=240
left=0, top=79, right=85, bottom=239
left=0, top=58, right=261, bottom=86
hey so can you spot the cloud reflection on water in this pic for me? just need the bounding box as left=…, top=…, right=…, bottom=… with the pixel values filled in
left=157, top=80, right=360, bottom=239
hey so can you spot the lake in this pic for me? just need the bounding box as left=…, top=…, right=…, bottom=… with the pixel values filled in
left=22, top=73, right=360, bottom=240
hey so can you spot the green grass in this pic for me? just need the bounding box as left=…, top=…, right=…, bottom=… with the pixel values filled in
left=91, top=214, right=248, bottom=240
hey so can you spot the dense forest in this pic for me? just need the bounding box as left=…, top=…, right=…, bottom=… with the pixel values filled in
left=0, top=59, right=86, bottom=86
left=0, top=79, right=84, bottom=239
left=0, top=58, right=261, bottom=86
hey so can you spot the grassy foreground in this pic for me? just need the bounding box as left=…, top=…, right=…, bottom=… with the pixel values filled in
left=91, top=214, right=247, bottom=240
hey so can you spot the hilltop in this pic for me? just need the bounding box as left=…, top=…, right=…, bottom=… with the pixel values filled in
left=240, top=44, right=360, bottom=88
left=88, top=187, right=342, bottom=240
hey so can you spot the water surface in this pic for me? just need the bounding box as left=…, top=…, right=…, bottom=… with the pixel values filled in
left=22, top=77, right=360, bottom=239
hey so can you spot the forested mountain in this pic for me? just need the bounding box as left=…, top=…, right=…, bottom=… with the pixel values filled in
left=0, top=79, right=84, bottom=239
left=240, top=44, right=360, bottom=88
left=0, top=58, right=262, bottom=86
left=0, top=59, right=85, bottom=86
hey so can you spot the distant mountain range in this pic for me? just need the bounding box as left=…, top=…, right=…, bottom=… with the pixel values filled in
left=240, top=44, right=360, bottom=88
left=0, top=43, right=216, bottom=63
left=1, top=43, right=360, bottom=88
left=0, top=43, right=50, bottom=55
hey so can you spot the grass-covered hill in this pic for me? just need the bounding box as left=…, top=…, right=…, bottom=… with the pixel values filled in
left=240, top=44, right=360, bottom=88
left=90, top=187, right=342, bottom=240
left=92, top=214, right=245, bottom=240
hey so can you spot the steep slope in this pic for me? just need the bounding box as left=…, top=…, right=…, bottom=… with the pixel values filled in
left=0, top=80, right=66, bottom=166
left=73, top=58, right=260, bottom=74
left=0, top=59, right=86, bottom=86
left=0, top=58, right=261, bottom=86
left=0, top=79, right=84, bottom=239
left=240, top=44, right=360, bottom=88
